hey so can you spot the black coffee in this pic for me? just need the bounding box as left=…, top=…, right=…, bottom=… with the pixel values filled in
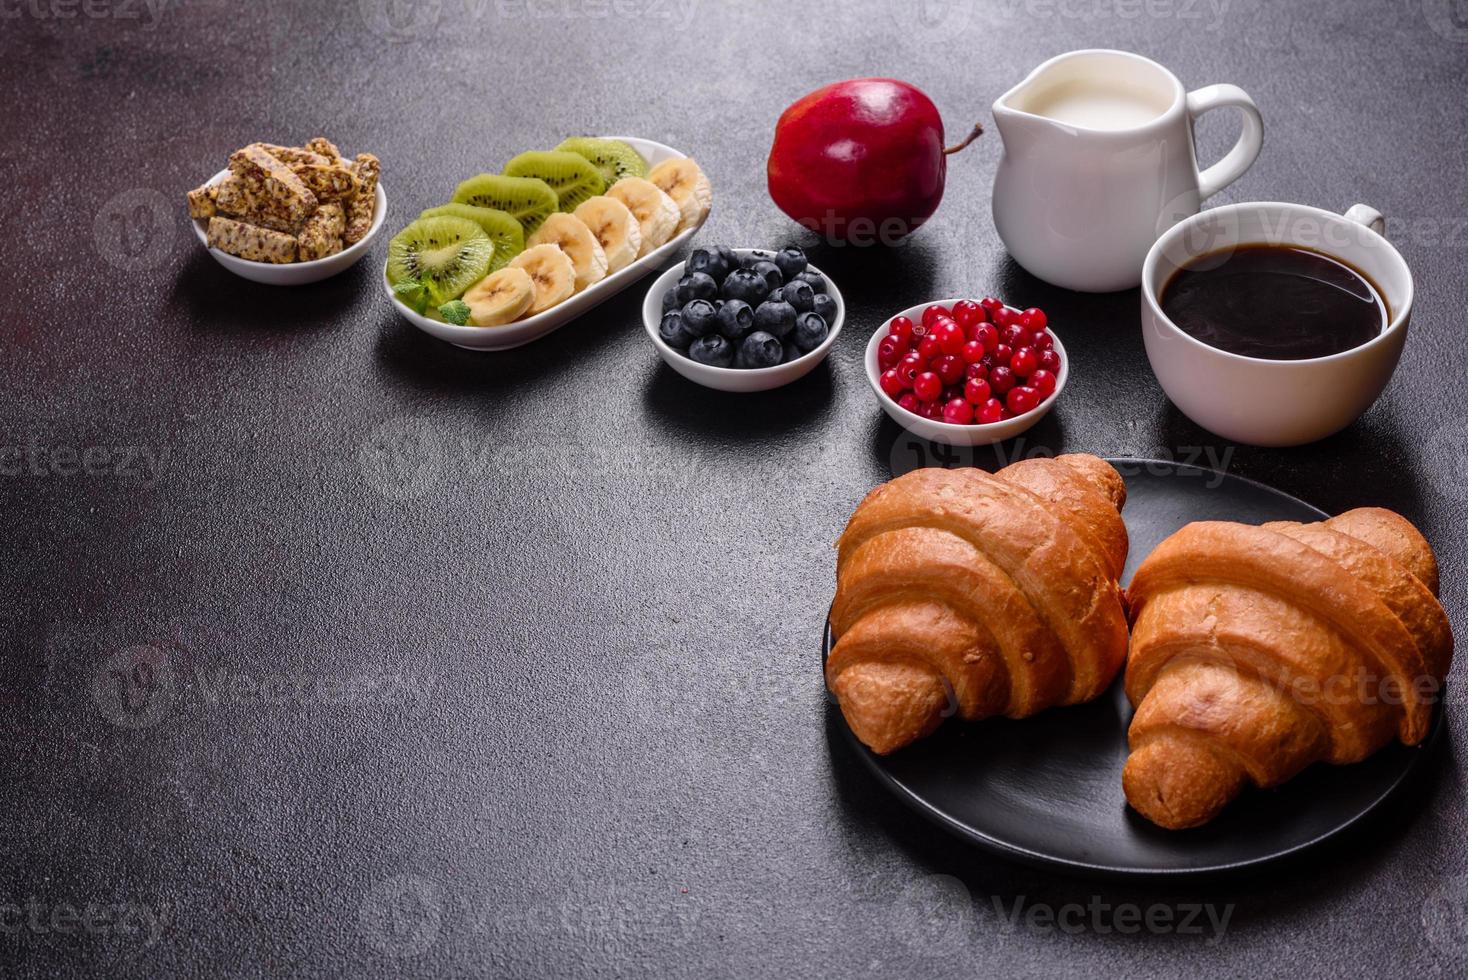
left=1160, top=245, right=1386, bottom=360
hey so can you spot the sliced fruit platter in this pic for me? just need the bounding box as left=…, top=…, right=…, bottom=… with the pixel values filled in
left=384, top=136, right=713, bottom=351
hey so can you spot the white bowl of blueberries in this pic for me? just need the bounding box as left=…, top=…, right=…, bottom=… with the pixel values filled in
left=641, top=246, right=843, bottom=393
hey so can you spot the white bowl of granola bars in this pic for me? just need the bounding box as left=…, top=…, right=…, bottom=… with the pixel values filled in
left=188, top=139, right=387, bottom=286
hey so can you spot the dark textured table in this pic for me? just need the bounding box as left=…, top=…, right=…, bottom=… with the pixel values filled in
left=3, top=0, right=1467, bottom=976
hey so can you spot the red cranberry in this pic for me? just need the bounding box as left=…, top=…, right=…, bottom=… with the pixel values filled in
left=897, top=391, right=920, bottom=414
left=952, top=300, right=984, bottom=329
left=920, top=400, right=944, bottom=421
left=1007, top=385, right=1040, bottom=415
left=960, top=340, right=986, bottom=364
left=993, top=343, right=1013, bottom=366
left=964, top=377, right=992, bottom=404
left=1000, top=407, right=1015, bottom=421
left=993, top=306, right=1017, bottom=329
left=1019, top=307, right=1047, bottom=330
left=976, top=398, right=1004, bottom=424
left=978, top=296, right=1002, bottom=316
left=880, top=368, right=905, bottom=399
left=1029, top=329, right=1053, bottom=351
left=1030, top=368, right=1057, bottom=397
left=898, top=352, right=924, bottom=385
left=933, top=354, right=964, bottom=385
left=964, top=362, right=989, bottom=382
left=1010, top=347, right=1038, bottom=378
left=943, top=398, right=973, bottom=425
left=878, top=338, right=903, bottom=371
left=1038, top=348, right=1062, bottom=373
left=974, top=323, right=998, bottom=352
left=921, top=304, right=951, bottom=328
left=1001, top=323, right=1027, bottom=349
left=916, top=334, right=943, bottom=363
left=990, top=365, right=1017, bottom=396
left=933, top=320, right=965, bottom=356
left=888, top=316, right=914, bottom=347
left=913, top=371, right=942, bottom=402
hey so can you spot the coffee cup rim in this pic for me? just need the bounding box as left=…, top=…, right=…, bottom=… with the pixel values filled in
left=1141, top=201, right=1414, bottom=367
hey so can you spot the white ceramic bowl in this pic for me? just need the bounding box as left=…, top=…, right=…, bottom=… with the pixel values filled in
left=641, top=249, right=844, bottom=393
left=1141, top=202, right=1412, bottom=447
left=191, top=167, right=387, bottom=285
left=863, top=299, right=1069, bottom=447
left=386, top=137, right=709, bottom=352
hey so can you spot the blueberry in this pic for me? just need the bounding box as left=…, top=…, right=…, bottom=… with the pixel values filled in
left=753, top=299, right=797, bottom=339
left=688, top=247, right=735, bottom=283
left=773, top=247, right=807, bottom=281
left=793, top=311, right=828, bottom=352
left=688, top=333, right=734, bottom=367
left=766, top=286, right=784, bottom=304
left=662, top=288, right=680, bottom=313
left=721, top=269, right=769, bottom=305
left=716, top=299, right=754, bottom=341
left=716, top=246, right=740, bottom=275
left=794, top=269, right=826, bottom=294
left=782, top=279, right=815, bottom=313
left=683, top=271, right=718, bottom=302
left=812, top=292, right=837, bottom=324
left=735, top=331, right=784, bottom=369
left=680, top=299, right=718, bottom=337
left=737, top=251, right=765, bottom=269
left=749, top=260, right=783, bottom=292
left=782, top=340, right=802, bottom=364
left=659, top=310, right=695, bottom=349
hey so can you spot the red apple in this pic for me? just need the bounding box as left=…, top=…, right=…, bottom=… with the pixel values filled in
left=767, top=78, right=981, bottom=244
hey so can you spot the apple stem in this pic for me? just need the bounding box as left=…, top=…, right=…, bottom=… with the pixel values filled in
left=943, top=122, right=984, bottom=156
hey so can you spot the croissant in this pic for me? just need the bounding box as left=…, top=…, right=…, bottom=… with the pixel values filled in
left=826, top=454, right=1130, bottom=755
left=1124, top=507, right=1453, bottom=829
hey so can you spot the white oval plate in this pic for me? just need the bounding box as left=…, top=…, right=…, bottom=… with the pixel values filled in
left=190, top=168, right=388, bottom=286
left=384, top=137, right=709, bottom=351
left=641, top=249, right=843, bottom=393
left=863, top=298, right=1069, bottom=447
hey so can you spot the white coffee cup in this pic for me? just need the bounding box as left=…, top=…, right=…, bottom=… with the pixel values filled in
left=1140, top=202, right=1413, bottom=447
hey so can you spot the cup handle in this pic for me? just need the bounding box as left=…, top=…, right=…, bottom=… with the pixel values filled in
left=1186, top=84, right=1264, bottom=201
left=1343, top=203, right=1386, bottom=235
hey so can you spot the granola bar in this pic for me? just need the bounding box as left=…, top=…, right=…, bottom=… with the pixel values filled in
left=305, top=136, right=343, bottom=163
left=206, top=216, right=297, bottom=264
left=186, top=183, right=218, bottom=219
left=215, top=175, right=303, bottom=234
left=344, top=152, right=380, bottom=244
left=258, top=143, right=329, bottom=168
left=227, top=143, right=318, bottom=223
left=297, top=203, right=345, bottom=262
left=291, top=163, right=359, bottom=203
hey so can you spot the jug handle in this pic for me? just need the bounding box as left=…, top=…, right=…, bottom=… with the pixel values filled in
left=1186, top=84, right=1264, bottom=201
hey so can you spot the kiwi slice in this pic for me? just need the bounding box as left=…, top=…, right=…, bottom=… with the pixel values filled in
left=556, top=137, right=649, bottom=185
left=419, top=203, right=524, bottom=271
left=386, top=215, right=496, bottom=306
left=452, top=173, right=558, bottom=236
left=503, top=150, right=606, bottom=214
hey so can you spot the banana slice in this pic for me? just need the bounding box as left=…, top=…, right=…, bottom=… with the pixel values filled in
left=606, top=177, right=681, bottom=258
left=648, top=157, right=712, bottom=234
left=508, top=244, right=576, bottom=315
left=572, top=195, right=642, bottom=275
left=527, top=213, right=608, bottom=293
left=462, top=267, right=534, bottom=326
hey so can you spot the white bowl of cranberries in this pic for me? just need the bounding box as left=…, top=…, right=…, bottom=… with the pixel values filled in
left=864, top=297, right=1068, bottom=446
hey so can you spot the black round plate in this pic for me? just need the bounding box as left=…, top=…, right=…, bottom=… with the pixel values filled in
left=826, top=460, right=1446, bottom=876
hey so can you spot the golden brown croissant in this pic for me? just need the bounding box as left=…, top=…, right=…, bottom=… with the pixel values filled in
left=1124, top=507, right=1453, bottom=829
left=826, top=454, right=1130, bottom=755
